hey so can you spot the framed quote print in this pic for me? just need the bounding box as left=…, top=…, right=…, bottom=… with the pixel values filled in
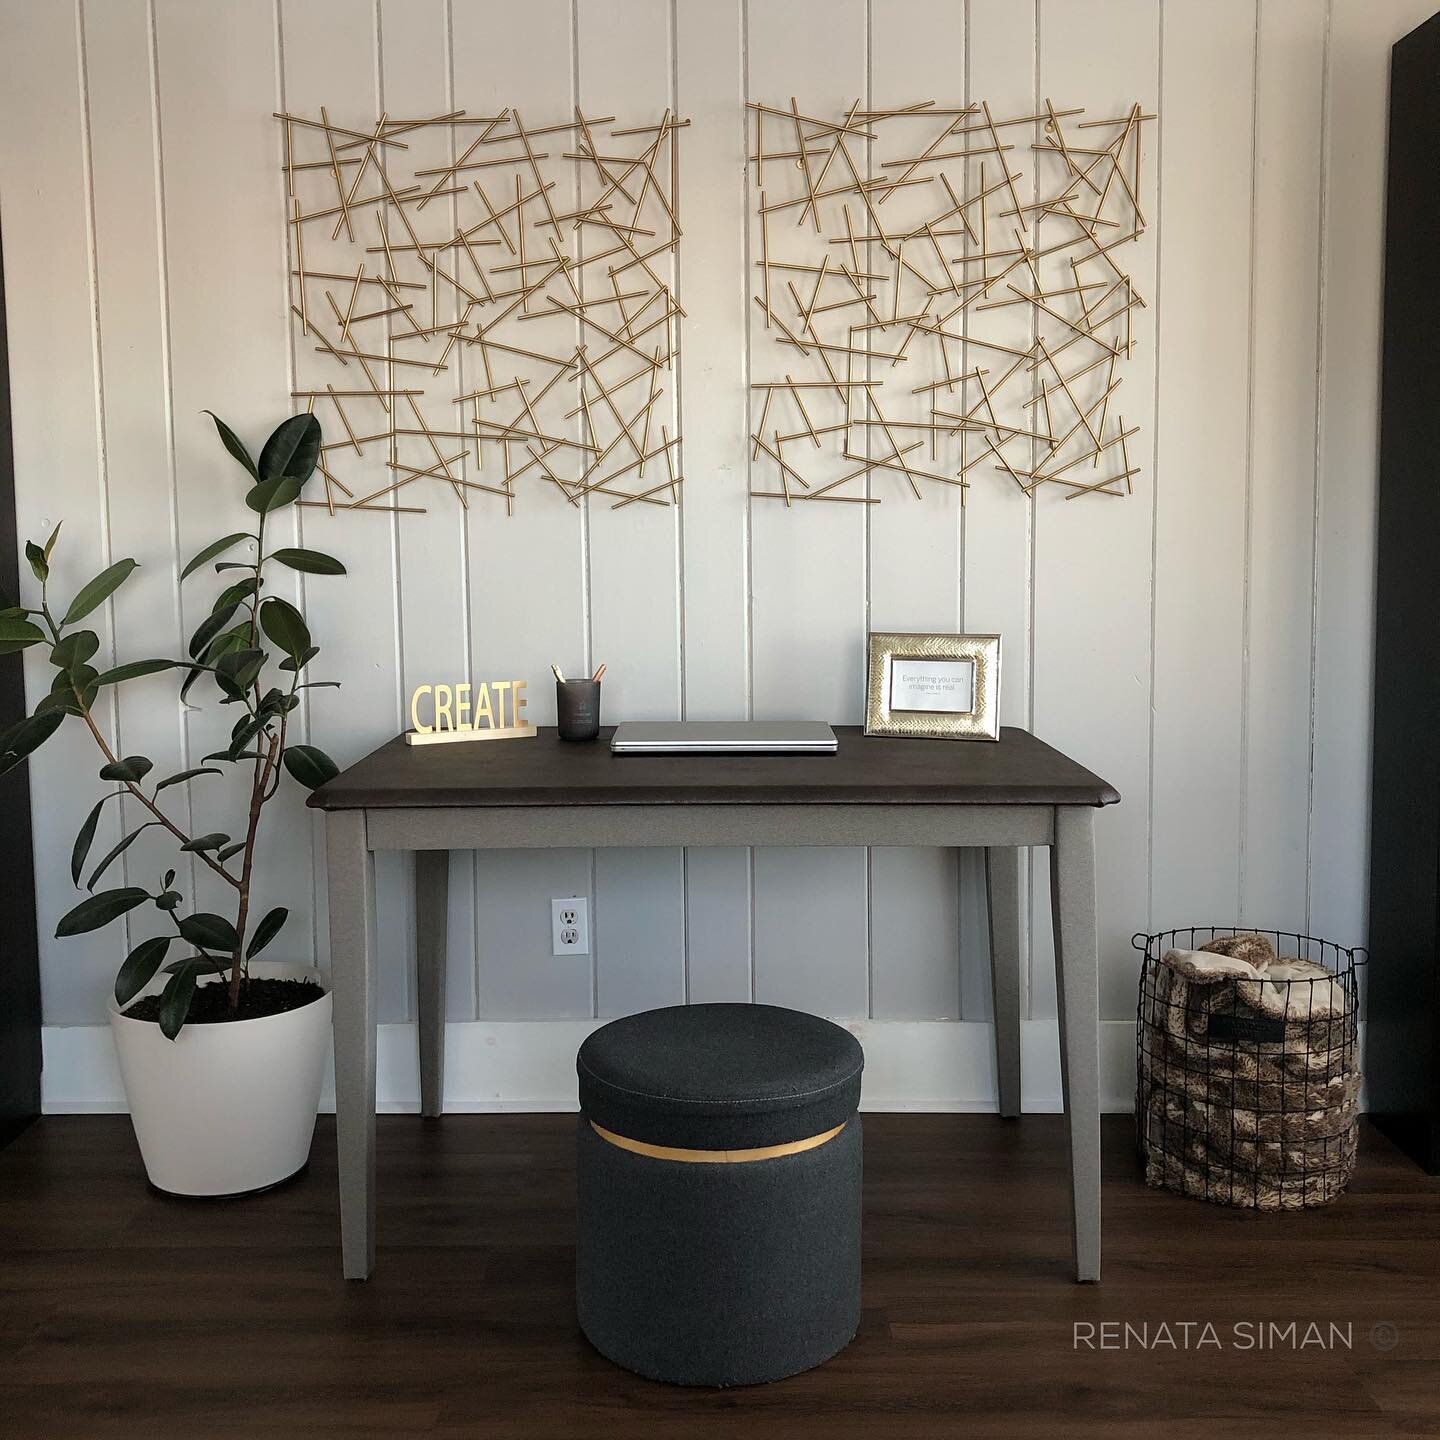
left=864, top=632, right=1002, bottom=741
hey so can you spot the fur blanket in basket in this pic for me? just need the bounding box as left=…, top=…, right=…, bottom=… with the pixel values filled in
left=1138, top=933, right=1359, bottom=1210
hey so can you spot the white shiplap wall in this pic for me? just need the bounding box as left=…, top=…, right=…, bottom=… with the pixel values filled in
left=0, top=1, right=1425, bottom=1063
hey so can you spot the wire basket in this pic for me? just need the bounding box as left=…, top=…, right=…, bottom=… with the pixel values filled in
left=1134, top=927, right=1365, bottom=1211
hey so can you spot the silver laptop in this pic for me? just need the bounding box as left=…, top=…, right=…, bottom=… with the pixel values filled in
left=610, top=721, right=838, bottom=754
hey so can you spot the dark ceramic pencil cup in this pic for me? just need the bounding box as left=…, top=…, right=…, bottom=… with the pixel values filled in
left=556, top=679, right=601, bottom=741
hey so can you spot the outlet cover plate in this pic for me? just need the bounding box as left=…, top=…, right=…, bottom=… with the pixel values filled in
left=551, top=897, right=590, bottom=956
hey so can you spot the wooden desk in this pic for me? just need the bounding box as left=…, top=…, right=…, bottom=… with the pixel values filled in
left=309, top=725, right=1119, bottom=1282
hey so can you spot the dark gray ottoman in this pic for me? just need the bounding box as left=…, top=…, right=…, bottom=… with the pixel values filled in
left=575, top=1003, right=864, bottom=1387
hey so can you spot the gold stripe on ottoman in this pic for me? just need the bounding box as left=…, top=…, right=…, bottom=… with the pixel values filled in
left=590, top=1119, right=848, bottom=1165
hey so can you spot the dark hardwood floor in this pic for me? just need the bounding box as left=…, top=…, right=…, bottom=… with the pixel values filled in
left=1, top=1113, right=1437, bottom=1438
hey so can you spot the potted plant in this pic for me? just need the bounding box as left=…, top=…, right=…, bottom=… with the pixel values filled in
left=0, top=412, right=345, bottom=1196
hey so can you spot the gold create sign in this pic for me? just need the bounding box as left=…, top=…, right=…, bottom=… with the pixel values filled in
left=405, top=680, right=537, bottom=746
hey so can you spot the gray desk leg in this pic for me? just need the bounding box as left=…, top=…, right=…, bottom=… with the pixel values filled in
left=327, top=810, right=377, bottom=1280
left=1050, top=806, right=1101, bottom=1282
left=414, top=851, right=449, bottom=1119
left=984, top=847, right=1023, bottom=1119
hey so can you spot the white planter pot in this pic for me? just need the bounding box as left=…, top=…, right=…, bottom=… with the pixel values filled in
left=107, top=959, right=332, bottom=1197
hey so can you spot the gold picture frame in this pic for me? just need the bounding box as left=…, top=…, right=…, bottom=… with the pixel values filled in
left=864, top=632, right=1002, bottom=741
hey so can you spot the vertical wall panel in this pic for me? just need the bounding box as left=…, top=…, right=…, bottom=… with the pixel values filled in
left=1241, top=0, right=1326, bottom=931
left=746, top=0, right=870, bottom=1016
left=595, top=847, right=686, bottom=1016
left=959, top=0, right=1039, bottom=1022
left=576, top=0, right=687, bottom=1011
left=864, top=0, right=968, bottom=1025
left=155, top=0, right=315, bottom=968
left=676, top=0, right=749, bottom=718
left=1034, top=0, right=1160, bottom=1020
left=684, top=847, right=752, bottom=1003
left=866, top=0, right=965, bottom=634
left=675, top=0, right=753, bottom=1003
left=278, top=0, right=409, bottom=1021
left=746, top=0, right=869, bottom=725
left=870, top=847, right=961, bottom=1018
left=80, top=0, right=192, bottom=947
left=577, top=0, right=683, bottom=724
left=451, top=0, right=585, bottom=717
left=448, top=0, right=590, bottom=1017
left=962, top=0, right=1036, bottom=707
left=753, top=845, right=870, bottom=1017
left=380, top=0, right=477, bottom=1021
left=1310, top=0, right=1436, bottom=949
left=1149, top=1, right=1257, bottom=936
left=0, top=0, right=114, bottom=1020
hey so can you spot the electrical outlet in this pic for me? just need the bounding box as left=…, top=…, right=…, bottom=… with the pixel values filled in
left=551, top=897, right=590, bottom=956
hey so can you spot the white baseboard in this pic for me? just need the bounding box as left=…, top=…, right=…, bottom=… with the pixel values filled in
left=42, top=1017, right=1146, bottom=1115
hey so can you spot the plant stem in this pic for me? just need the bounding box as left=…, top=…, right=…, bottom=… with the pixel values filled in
left=228, top=725, right=278, bottom=1011
left=226, top=510, right=273, bottom=1013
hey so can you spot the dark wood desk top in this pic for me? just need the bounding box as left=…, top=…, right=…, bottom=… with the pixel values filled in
left=308, top=726, right=1119, bottom=812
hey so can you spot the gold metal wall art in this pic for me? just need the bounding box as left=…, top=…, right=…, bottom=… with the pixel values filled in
left=276, top=107, right=687, bottom=518
left=747, top=99, right=1154, bottom=507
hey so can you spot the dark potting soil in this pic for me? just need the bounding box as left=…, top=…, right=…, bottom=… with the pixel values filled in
left=124, top=977, right=324, bottom=1025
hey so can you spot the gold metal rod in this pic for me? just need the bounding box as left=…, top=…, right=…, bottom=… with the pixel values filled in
left=375, top=274, right=428, bottom=337
left=319, top=346, right=446, bottom=370
left=404, top=394, right=467, bottom=506
left=290, top=305, right=350, bottom=366
left=745, top=101, right=877, bottom=139
left=298, top=500, right=426, bottom=514
left=544, top=297, right=655, bottom=368
left=756, top=173, right=931, bottom=217
left=1058, top=469, right=1135, bottom=499
left=1042, top=98, right=1102, bottom=197
left=292, top=198, right=309, bottom=330
left=290, top=268, right=422, bottom=290
left=749, top=490, right=880, bottom=505
left=749, top=432, right=811, bottom=500
left=284, top=154, right=364, bottom=174
left=662, top=420, right=680, bottom=503
left=331, top=112, right=389, bottom=239
left=415, top=109, right=511, bottom=209
left=454, top=379, right=528, bottom=404
left=797, top=98, right=859, bottom=229
left=319, top=106, right=354, bottom=242
left=325, top=384, right=365, bottom=456
left=611, top=116, right=691, bottom=137
left=575, top=347, right=647, bottom=464
left=1077, top=111, right=1156, bottom=129
left=750, top=378, right=878, bottom=388
left=948, top=104, right=1084, bottom=134
left=877, top=142, right=1014, bottom=168
left=636, top=351, right=662, bottom=477
left=879, top=111, right=973, bottom=206
left=470, top=420, right=597, bottom=453
left=786, top=375, right=822, bottom=448
left=980, top=100, right=1025, bottom=225
left=510, top=107, right=566, bottom=251
left=480, top=114, right=615, bottom=145
left=575, top=434, right=681, bottom=495
left=1019, top=350, right=1112, bottom=405
left=273, top=110, right=407, bottom=146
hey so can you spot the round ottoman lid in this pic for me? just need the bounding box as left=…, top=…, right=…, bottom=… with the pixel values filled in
left=577, top=1003, right=864, bottom=1151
